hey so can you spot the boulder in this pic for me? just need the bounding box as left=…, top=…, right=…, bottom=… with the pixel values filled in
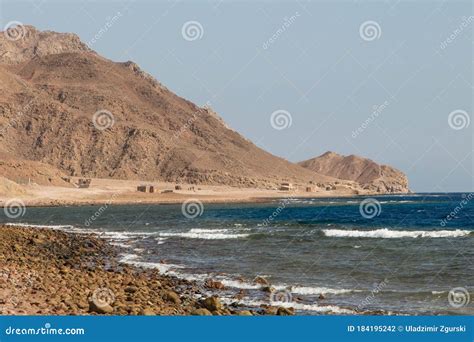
left=140, top=308, right=155, bottom=315
left=254, top=276, right=269, bottom=286
left=238, top=310, right=253, bottom=316
left=276, top=307, right=294, bottom=316
left=205, top=279, right=225, bottom=290
left=191, top=308, right=212, bottom=316
left=163, top=291, right=181, bottom=304
left=88, top=300, right=113, bottom=314
left=202, top=296, right=222, bottom=311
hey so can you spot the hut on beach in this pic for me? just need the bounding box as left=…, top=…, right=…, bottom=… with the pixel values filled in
left=279, top=182, right=294, bottom=191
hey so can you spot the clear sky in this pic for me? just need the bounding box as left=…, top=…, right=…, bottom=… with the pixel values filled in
left=1, top=0, right=472, bottom=192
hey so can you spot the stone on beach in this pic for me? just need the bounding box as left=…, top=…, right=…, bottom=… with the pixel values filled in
left=163, top=291, right=181, bottom=304
left=254, top=276, right=269, bottom=286
left=202, top=296, right=222, bottom=311
left=88, top=300, right=114, bottom=314
left=191, top=308, right=212, bottom=316
left=205, top=279, right=225, bottom=290
left=276, top=307, right=294, bottom=316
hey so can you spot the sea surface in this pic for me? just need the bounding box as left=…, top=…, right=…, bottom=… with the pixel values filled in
left=2, top=193, right=473, bottom=315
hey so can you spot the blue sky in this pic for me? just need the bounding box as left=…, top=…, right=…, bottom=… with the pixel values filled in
left=1, top=0, right=472, bottom=192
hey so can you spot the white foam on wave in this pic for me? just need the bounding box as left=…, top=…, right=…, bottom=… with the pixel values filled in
left=6, top=223, right=156, bottom=241
left=6, top=222, right=75, bottom=230
left=322, top=228, right=472, bottom=239
left=119, top=253, right=182, bottom=273
left=220, top=297, right=355, bottom=314
left=98, top=231, right=156, bottom=240
left=218, top=279, right=262, bottom=290
left=155, top=237, right=168, bottom=245
left=379, top=200, right=415, bottom=204
left=159, top=228, right=249, bottom=240
left=274, top=285, right=360, bottom=295
left=109, top=242, right=132, bottom=249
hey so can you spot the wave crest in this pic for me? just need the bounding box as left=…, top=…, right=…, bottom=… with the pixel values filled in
left=322, top=228, right=472, bottom=239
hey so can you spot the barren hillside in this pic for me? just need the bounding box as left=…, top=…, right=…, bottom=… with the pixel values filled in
left=0, top=26, right=334, bottom=188
left=299, top=152, right=409, bottom=193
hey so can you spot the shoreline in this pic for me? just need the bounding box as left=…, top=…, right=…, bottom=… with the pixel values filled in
left=0, top=177, right=410, bottom=208
left=0, top=224, right=299, bottom=316
left=0, top=223, right=390, bottom=316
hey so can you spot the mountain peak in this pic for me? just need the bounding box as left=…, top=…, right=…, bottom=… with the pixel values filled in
left=0, top=25, right=92, bottom=65
left=299, top=152, right=409, bottom=193
left=319, top=151, right=341, bottom=158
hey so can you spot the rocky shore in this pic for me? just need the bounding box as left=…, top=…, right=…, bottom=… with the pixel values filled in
left=0, top=225, right=290, bottom=316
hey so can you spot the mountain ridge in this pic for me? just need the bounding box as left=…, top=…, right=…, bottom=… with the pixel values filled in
left=298, top=151, right=409, bottom=193
left=0, top=25, right=409, bottom=194
left=0, top=25, right=336, bottom=189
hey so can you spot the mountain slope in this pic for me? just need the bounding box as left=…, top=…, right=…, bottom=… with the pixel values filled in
left=298, top=152, right=409, bottom=193
left=0, top=26, right=334, bottom=188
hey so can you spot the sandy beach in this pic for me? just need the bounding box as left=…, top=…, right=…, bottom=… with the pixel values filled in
left=0, top=177, right=367, bottom=208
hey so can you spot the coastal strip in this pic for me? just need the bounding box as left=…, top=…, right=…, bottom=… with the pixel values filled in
left=0, top=225, right=290, bottom=316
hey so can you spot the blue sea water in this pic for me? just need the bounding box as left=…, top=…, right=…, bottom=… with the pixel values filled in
left=2, top=193, right=473, bottom=315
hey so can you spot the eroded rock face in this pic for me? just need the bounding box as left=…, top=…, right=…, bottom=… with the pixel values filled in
left=298, top=151, right=409, bottom=194
left=0, top=25, right=335, bottom=188
left=0, top=25, right=92, bottom=65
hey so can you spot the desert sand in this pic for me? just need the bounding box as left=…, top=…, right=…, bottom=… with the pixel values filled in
left=0, top=176, right=366, bottom=208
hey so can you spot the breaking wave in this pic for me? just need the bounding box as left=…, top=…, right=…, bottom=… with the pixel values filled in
left=322, top=228, right=472, bottom=239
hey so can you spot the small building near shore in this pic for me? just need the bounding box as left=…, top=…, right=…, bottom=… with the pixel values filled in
left=137, top=185, right=155, bottom=193
left=280, top=182, right=294, bottom=191
left=77, top=178, right=91, bottom=188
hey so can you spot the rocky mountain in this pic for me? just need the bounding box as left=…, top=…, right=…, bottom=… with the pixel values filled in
left=0, top=25, right=336, bottom=188
left=298, top=152, right=409, bottom=193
